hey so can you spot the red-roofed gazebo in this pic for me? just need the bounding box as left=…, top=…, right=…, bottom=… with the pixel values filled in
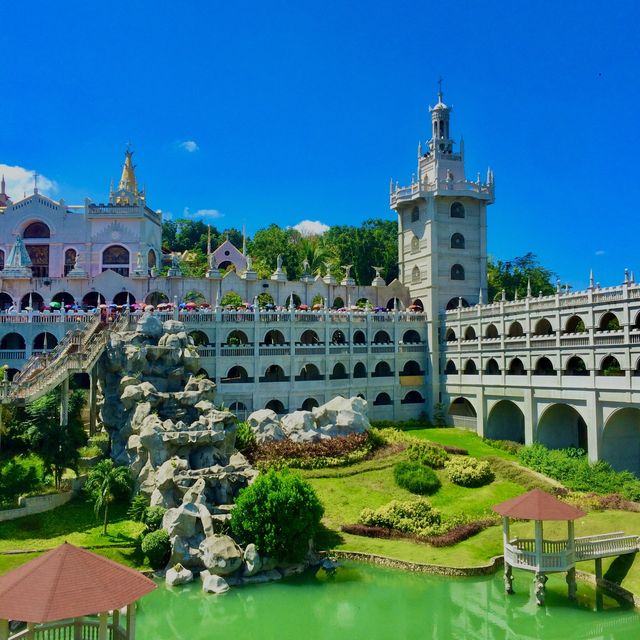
left=493, top=489, right=639, bottom=606
left=0, top=543, right=156, bottom=640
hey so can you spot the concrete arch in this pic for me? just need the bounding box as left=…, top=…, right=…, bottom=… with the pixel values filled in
left=226, top=330, right=248, bottom=345
left=263, top=329, right=286, bottom=345
left=599, top=311, right=621, bottom=331
left=21, top=292, right=44, bottom=310
left=331, top=330, right=346, bottom=344
left=634, top=311, right=640, bottom=330
left=411, top=299, right=425, bottom=312
left=533, top=318, right=554, bottom=335
left=0, top=292, right=13, bottom=310
left=145, top=291, right=169, bottom=305
left=386, top=297, right=404, bottom=310
left=113, top=291, right=136, bottom=306
left=52, top=291, right=75, bottom=306
left=485, top=323, right=499, bottom=339
left=373, top=392, right=392, bottom=406
left=373, top=330, right=391, bottom=344
left=565, top=355, right=588, bottom=376
left=265, top=399, right=286, bottom=414
left=353, top=330, right=367, bottom=344
left=445, top=328, right=457, bottom=341
left=536, top=403, right=588, bottom=451
left=33, top=332, right=58, bottom=350
left=301, top=397, right=319, bottom=411
left=330, top=362, right=348, bottom=379
left=373, top=361, right=393, bottom=377
left=299, top=329, right=320, bottom=345
left=401, top=360, right=421, bottom=375
left=188, top=330, right=210, bottom=346
left=463, top=359, right=478, bottom=374
left=285, top=293, right=302, bottom=308
left=464, top=326, right=476, bottom=340
left=82, top=292, right=106, bottom=307
left=598, top=354, right=623, bottom=376
left=222, top=366, right=249, bottom=383
left=332, top=296, right=345, bottom=309
left=229, top=401, right=248, bottom=413
left=402, top=390, right=425, bottom=404
left=486, top=400, right=525, bottom=443
left=602, top=408, right=640, bottom=475
left=445, top=360, right=457, bottom=374
left=533, top=356, right=556, bottom=376
left=565, top=314, right=586, bottom=333
left=0, top=333, right=26, bottom=349
left=263, top=364, right=287, bottom=381
left=402, top=329, right=421, bottom=343
left=449, top=397, right=477, bottom=419
left=353, top=362, right=367, bottom=378
left=508, top=357, right=526, bottom=375
left=298, top=363, right=321, bottom=380
left=484, top=358, right=500, bottom=375
left=508, top=321, right=524, bottom=337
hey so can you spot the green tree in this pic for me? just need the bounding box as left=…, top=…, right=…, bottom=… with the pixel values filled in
left=487, top=252, right=557, bottom=302
left=85, top=460, right=132, bottom=535
left=220, top=291, right=243, bottom=307
left=248, top=225, right=303, bottom=280
left=230, top=468, right=324, bottom=562
left=10, top=389, right=87, bottom=487
left=298, top=237, right=329, bottom=276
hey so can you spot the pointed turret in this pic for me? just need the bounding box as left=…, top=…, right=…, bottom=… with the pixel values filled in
left=109, top=148, right=145, bottom=205
left=0, top=174, right=10, bottom=206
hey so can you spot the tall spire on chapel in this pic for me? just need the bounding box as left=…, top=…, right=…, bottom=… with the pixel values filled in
left=109, top=147, right=145, bottom=205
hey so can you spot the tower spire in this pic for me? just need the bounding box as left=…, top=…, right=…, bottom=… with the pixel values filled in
left=1, top=174, right=5, bottom=194
left=438, top=76, right=443, bottom=103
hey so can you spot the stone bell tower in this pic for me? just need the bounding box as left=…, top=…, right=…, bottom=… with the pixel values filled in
left=390, top=84, right=495, bottom=411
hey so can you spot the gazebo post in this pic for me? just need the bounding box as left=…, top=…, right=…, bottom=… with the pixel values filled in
left=98, top=611, right=108, bottom=640
left=502, top=516, right=514, bottom=594
left=126, top=603, right=136, bottom=640
left=0, top=619, right=8, bottom=640
left=534, top=519, right=547, bottom=605
left=73, top=616, right=83, bottom=639
left=566, top=520, right=577, bottom=600
left=113, top=608, right=121, bottom=635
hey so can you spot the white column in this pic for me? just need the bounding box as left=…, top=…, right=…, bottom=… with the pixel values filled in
left=535, top=520, right=544, bottom=570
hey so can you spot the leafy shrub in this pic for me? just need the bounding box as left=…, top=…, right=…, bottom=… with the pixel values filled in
left=143, top=506, right=167, bottom=532
left=141, top=529, right=171, bottom=570
left=235, top=421, right=257, bottom=457
left=518, top=444, right=640, bottom=501
left=341, top=523, right=401, bottom=539
left=407, top=442, right=449, bottom=468
left=426, top=519, right=495, bottom=547
left=442, top=445, right=469, bottom=456
left=445, top=457, right=494, bottom=487
left=482, top=438, right=523, bottom=455
left=359, top=499, right=445, bottom=537
left=230, top=468, right=324, bottom=561
left=0, top=455, right=43, bottom=509
left=220, top=291, right=243, bottom=307
left=394, top=462, right=441, bottom=495
left=127, top=494, right=150, bottom=522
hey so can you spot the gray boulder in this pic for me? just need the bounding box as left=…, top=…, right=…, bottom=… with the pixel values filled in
left=136, top=313, right=164, bottom=338
left=199, top=535, right=243, bottom=575
left=242, top=543, right=262, bottom=576
left=247, top=409, right=286, bottom=444
left=165, top=564, right=194, bottom=586
left=201, top=570, right=230, bottom=594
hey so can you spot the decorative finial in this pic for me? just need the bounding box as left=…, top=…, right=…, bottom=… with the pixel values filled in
left=624, top=268, right=629, bottom=284
left=478, top=288, right=483, bottom=305
left=438, top=76, right=443, bottom=102
left=589, top=269, right=594, bottom=289
left=556, top=278, right=561, bottom=293
left=33, top=172, right=39, bottom=194
left=526, top=278, right=532, bottom=298
left=207, top=225, right=211, bottom=255
left=1, top=174, right=5, bottom=194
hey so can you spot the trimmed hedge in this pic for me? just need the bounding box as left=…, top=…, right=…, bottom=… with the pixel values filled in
left=359, top=499, right=445, bottom=537
left=394, top=462, right=441, bottom=495
left=141, top=529, right=171, bottom=570
left=445, top=457, right=494, bottom=488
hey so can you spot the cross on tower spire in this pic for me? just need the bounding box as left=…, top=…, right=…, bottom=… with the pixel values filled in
left=33, top=172, right=39, bottom=194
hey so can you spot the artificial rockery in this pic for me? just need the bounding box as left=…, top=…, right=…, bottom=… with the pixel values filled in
left=98, top=313, right=368, bottom=592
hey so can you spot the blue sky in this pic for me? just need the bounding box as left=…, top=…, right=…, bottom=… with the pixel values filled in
left=1, top=0, right=638, bottom=289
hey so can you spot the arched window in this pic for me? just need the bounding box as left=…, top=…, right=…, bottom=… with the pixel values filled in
left=451, top=233, right=465, bottom=249
left=33, top=332, right=58, bottom=351
left=227, top=330, right=248, bottom=345
left=23, top=222, right=50, bottom=238
left=353, top=362, right=367, bottom=378
left=113, top=291, right=136, bottom=306
left=264, top=330, right=286, bottom=346
left=445, top=360, right=457, bottom=374
left=411, top=236, right=420, bottom=253
left=464, top=359, right=478, bottom=374
left=373, top=361, right=393, bottom=377
left=285, top=293, right=301, bottom=308
left=508, top=358, right=526, bottom=375
left=102, top=245, right=130, bottom=277
left=508, top=321, right=524, bottom=337
left=0, top=333, right=26, bottom=350
left=450, top=202, right=465, bottom=218
left=298, top=364, right=321, bottom=381
left=300, top=330, right=320, bottom=345
left=331, top=330, right=346, bottom=345
left=20, top=292, right=44, bottom=311
left=599, top=355, right=623, bottom=377
left=332, top=296, right=345, bottom=309
left=565, top=356, right=588, bottom=376
left=412, top=265, right=421, bottom=283
left=373, top=330, right=391, bottom=344
left=402, top=390, right=425, bottom=404
left=401, top=360, right=421, bottom=376
left=353, top=330, right=366, bottom=345
left=0, top=292, right=14, bottom=310
left=451, top=264, right=465, bottom=280
left=223, top=366, right=249, bottom=383
left=402, top=330, right=421, bottom=344
left=373, top=392, right=392, bottom=406
left=599, top=312, right=621, bottom=332
left=534, top=357, right=556, bottom=376
left=82, top=292, right=105, bottom=308
left=265, top=399, right=285, bottom=414
left=147, top=249, right=157, bottom=269
left=188, top=330, right=209, bottom=346
left=445, top=328, right=457, bottom=342
left=263, top=364, right=287, bottom=382
left=331, top=362, right=348, bottom=380
left=146, top=291, right=169, bottom=305
left=533, top=318, right=554, bottom=336
left=485, top=324, right=499, bottom=339
left=446, top=297, right=469, bottom=310
left=485, top=359, right=500, bottom=375
left=565, top=315, right=586, bottom=334
left=411, top=206, right=419, bottom=222
left=64, top=248, right=76, bottom=276
left=464, top=326, right=476, bottom=340
left=301, top=398, right=319, bottom=411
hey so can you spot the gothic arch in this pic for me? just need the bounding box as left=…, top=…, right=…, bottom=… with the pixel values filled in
left=463, top=326, right=476, bottom=340
left=486, top=400, right=525, bottom=443
left=463, top=359, right=478, bottom=374
left=448, top=397, right=477, bottom=420
left=485, top=323, right=499, bottom=339
left=533, top=318, right=554, bottom=336
left=602, top=408, right=640, bottom=475
left=508, top=321, right=524, bottom=337
left=401, top=360, right=421, bottom=376
left=445, top=360, right=457, bottom=374
left=353, top=362, right=367, bottom=378
left=353, top=330, right=366, bottom=344
left=331, top=362, right=348, bottom=379
left=445, top=328, right=457, bottom=342
left=484, top=358, right=500, bottom=375
left=508, top=357, right=526, bottom=375
left=373, top=361, right=393, bottom=377
left=411, top=265, right=421, bottom=283
left=33, top=332, right=58, bottom=350
left=533, top=357, right=556, bottom=376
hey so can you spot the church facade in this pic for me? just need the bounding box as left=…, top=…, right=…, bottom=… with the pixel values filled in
left=1, top=91, right=639, bottom=474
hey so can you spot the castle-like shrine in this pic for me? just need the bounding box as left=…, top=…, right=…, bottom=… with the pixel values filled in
left=0, top=90, right=638, bottom=476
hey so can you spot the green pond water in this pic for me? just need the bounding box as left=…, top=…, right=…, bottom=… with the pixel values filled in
left=136, top=562, right=640, bottom=640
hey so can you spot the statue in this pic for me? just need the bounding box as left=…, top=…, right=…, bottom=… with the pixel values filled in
left=324, top=262, right=332, bottom=277
left=136, top=251, right=144, bottom=270
left=343, top=265, right=352, bottom=279
left=172, top=254, right=180, bottom=268
left=373, top=266, right=382, bottom=279
left=276, top=254, right=283, bottom=271
left=208, top=253, right=218, bottom=269
left=246, top=255, right=253, bottom=271
left=302, top=258, right=310, bottom=273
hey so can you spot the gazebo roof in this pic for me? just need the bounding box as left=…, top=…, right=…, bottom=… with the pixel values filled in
left=493, top=488, right=586, bottom=521
left=0, top=543, right=156, bottom=623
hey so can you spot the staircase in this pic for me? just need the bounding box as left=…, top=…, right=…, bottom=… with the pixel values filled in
left=0, top=311, right=129, bottom=406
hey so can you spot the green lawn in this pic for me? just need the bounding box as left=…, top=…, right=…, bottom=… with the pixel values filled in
left=0, top=498, right=144, bottom=552
left=408, top=427, right=517, bottom=460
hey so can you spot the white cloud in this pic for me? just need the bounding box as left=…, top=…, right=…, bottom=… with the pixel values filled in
left=182, top=207, right=223, bottom=219
left=291, top=219, right=330, bottom=237
left=595, top=249, right=606, bottom=256
left=0, top=164, right=58, bottom=202
left=178, top=140, right=199, bottom=153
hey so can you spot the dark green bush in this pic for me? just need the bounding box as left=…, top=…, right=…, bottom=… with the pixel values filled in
left=230, top=468, right=324, bottom=561
left=235, top=421, right=257, bottom=456
left=141, top=529, right=171, bottom=570
left=143, top=506, right=167, bottom=532
left=406, top=442, right=449, bottom=468
left=394, top=462, right=441, bottom=495
left=482, top=438, right=523, bottom=455
left=127, top=494, right=150, bottom=522
left=0, top=455, right=43, bottom=509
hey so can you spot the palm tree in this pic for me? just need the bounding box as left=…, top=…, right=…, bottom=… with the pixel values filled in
left=299, top=237, right=329, bottom=276
left=85, top=460, right=132, bottom=535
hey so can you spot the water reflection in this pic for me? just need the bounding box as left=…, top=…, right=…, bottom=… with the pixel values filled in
left=136, top=563, right=639, bottom=640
